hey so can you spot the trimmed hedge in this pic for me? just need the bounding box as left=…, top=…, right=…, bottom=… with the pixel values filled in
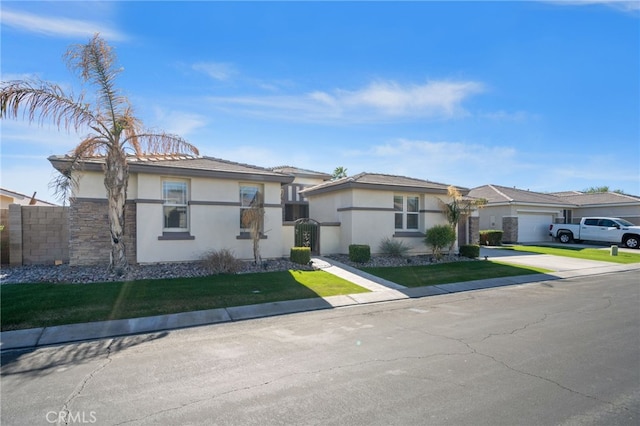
left=349, top=244, right=371, bottom=263
left=479, top=230, right=503, bottom=246
left=290, top=247, right=311, bottom=265
left=459, top=244, right=480, bottom=259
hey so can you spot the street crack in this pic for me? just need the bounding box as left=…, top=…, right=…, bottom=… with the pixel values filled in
left=58, top=339, right=114, bottom=425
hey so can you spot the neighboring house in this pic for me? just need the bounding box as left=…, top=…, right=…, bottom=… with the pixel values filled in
left=0, top=188, right=56, bottom=208
left=49, top=154, right=294, bottom=265
left=270, top=166, right=332, bottom=222
left=550, top=191, right=640, bottom=224
left=301, top=173, right=477, bottom=256
left=468, top=184, right=640, bottom=243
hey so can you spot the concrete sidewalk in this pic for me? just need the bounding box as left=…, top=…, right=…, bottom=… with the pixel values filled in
left=2, top=253, right=639, bottom=351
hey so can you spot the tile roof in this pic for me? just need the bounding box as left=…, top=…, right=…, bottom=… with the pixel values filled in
left=470, top=185, right=640, bottom=207
left=302, top=172, right=466, bottom=196
left=48, top=155, right=294, bottom=183
left=552, top=191, right=640, bottom=206
left=270, top=165, right=332, bottom=179
left=468, top=184, right=571, bottom=206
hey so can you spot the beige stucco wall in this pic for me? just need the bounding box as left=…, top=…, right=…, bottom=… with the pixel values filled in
left=308, top=187, right=453, bottom=255
left=136, top=174, right=286, bottom=263
left=71, top=170, right=289, bottom=263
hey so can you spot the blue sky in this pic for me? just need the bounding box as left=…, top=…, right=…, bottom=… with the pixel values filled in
left=1, top=1, right=639, bottom=203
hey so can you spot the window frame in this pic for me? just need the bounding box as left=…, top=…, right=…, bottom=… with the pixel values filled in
left=394, top=194, right=420, bottom=231
left=239, top=183, right=264, bottom=232
left=162, top=179, right=189, bottom=233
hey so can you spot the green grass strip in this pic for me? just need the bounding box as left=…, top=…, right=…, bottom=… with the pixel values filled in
left=1, top=270, right=368, bottom=331
left=362, top=260, right=549, bottom=288
left=500, top=245, right=640, bottom=264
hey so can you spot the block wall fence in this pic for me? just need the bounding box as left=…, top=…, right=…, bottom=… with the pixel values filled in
left=4, top=204, right=69, bottom=265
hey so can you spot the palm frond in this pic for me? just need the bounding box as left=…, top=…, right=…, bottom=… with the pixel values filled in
left=73, top=135, right=110, bottom=157
left=0, top=80, right=96, bottom=133
left=129, top=132, right=200, bottom=156
left=64, top=33, right=126, bottom=131
left=49, top=156, right=82, bottom=206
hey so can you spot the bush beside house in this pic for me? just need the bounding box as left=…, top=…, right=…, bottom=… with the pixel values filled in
left=480, top=230, right=504, bottom=246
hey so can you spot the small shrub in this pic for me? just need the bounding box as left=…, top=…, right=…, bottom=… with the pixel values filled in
left=201, top=248, right=243, bottom=274
left=378, top=237, right=411, bottom=257
left=349, top=244, right=371, bottom=263
left=459, top=244, right=480, bottom=259
left=425, top=225, right=456, bottom=259
left=290, top=247, right=311, bottom=265
left=479, top=230, right=503, bottom=246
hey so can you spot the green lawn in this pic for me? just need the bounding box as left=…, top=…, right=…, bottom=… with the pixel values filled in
left=500, top=245, right=640, bottom=264
left=362, top=261, right=549, bottom=288
left=0, top=270, right=368, bottom=331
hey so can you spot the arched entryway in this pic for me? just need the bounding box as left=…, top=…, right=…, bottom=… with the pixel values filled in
left=294, top=218, right=320, bottom=255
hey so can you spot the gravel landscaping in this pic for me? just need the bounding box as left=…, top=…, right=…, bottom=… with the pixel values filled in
left=0, top=254, right=471, bottom=285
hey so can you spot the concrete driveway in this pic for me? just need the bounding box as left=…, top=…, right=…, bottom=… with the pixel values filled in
left=480, top=245, right=622, bottom=272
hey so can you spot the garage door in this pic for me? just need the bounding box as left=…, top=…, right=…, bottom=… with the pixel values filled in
left=518, top=213, right=553, bottom=242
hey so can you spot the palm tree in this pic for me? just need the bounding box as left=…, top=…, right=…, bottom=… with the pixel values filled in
left=0, top=34, right=199, bottom=274
left=332, top=166, right=348, bottom=180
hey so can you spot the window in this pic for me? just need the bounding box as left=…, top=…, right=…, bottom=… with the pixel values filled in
left=163, top=180, right=188, bottom=231
left=240, top=184, right=263, bottom=230
left=394, top=195, right=419, bottom=230
left=563, top=209, right=573, bottom=224
left=284, top=204, right=309, bottom=222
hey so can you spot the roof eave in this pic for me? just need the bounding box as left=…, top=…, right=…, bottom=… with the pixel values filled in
left=48, top=156, right=295, bottom=184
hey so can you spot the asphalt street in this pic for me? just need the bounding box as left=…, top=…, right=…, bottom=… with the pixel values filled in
left=1, top=270, right=638, bottom=425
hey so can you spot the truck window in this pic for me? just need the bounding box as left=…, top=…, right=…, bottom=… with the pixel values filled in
left=584, top=219, right=599, bottom=226
left=599, top=219, right=616, bottom=227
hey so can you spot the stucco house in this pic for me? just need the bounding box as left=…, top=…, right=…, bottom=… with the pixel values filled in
left=1, top=188, right=56, bottom=208
left=468, top=184, right=640, bottom=243
left=49, top=154, right=295, bottom=265
left=550, top=191, right=640, bottom=224
left=301, top=173, right=478, bottom=256
left=48, top=155, right=475, bottom=266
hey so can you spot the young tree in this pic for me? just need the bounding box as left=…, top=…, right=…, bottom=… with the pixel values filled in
left=241, top=190, right=265, bottom=264
left=0, top=34, right=199, bottom=275
left=440, top=186, right=486, bottom=250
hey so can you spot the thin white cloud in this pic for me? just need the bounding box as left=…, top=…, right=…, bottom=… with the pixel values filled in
left=544, top=1, right=640, bottom=14
left=192, top=62, right=237, bottom=81
left=334, top=138, right=639, bottom=195
left=334, top=80, right=485, bottom=116
left=0, top=120, right=84, bottom=148
left=1, top=9, right=127, bottom=41
left=150, top=108, right=208, bottom=137
left=205, top=79, right=485, bottom=123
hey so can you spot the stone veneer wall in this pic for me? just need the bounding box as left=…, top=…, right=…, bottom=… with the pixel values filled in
left=502, top=216, right=518, bottom=243
left=468, top=216, right=480, bottom=245
left=69, top=199, right=136, bottom=266
left=7, top=204, right=69, bottom=265
left=1, top=209, right=9, bottom=264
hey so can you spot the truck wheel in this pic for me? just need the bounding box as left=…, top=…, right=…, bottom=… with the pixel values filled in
left=558, top=232, right=572, bottom=244
left=624, top=235, right=639, bottom=249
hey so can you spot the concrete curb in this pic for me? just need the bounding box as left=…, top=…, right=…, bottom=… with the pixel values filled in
left=2, top=260, right=639, bottom=351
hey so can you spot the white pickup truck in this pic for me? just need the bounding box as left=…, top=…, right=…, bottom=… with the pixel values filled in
left=549, top=217, right=640, bottom=248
